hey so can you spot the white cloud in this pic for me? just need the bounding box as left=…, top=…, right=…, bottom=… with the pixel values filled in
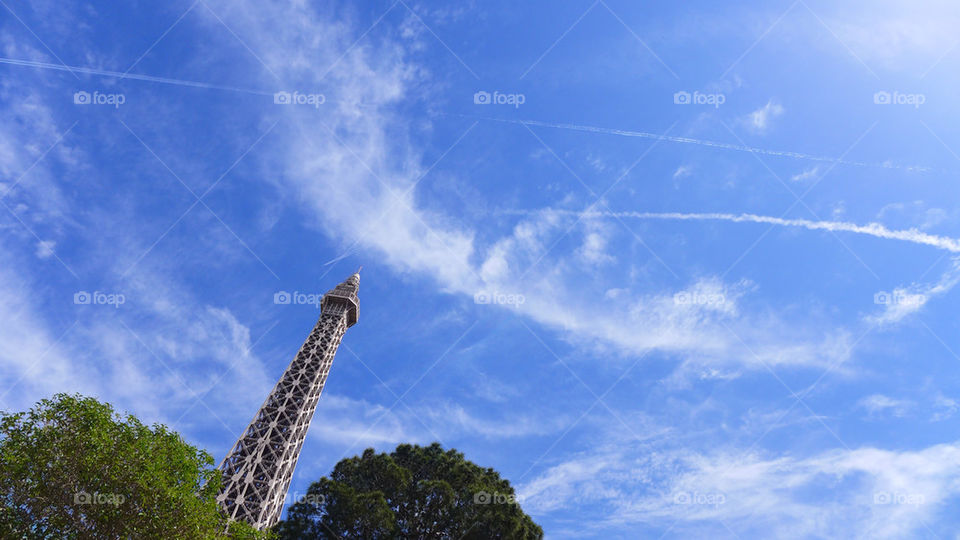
left=825, top=0, right=960, bottom=71
left=519, top=452, right=621, bottom=513
left=0, top=250, right=82, bottom=409
left=425, top=402, right=569, bottom=439
left=0, top=83, right=274, bottom=433
left=858, top=394, right=913, bottom=417
left=0, top=95, right=73, bottom=218
left=521, top=442, right=960, bottom=538
left=931, top=395, right=959, bottom=422
left=576, top=221, right=615, bottom=266
left=34, top=240, right=55, bottom=259
left=195, top=1, right=834, bottom=375
left=790, top=166, right=819, bottom=182
left=308, top=394, right=423, bottom=448
left=878, top=201, right=951, bottom=231
left=745, top=100, right=784, bottom=133
left=673, top=165, right=692, bottom=180
left=867, top=259, right=960, bottom=325
left=303, top=394, right=566, bottom=454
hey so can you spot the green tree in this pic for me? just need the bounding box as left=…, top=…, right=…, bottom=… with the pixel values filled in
left=0, top=393, right=267, bottom=539
left=274, top=442, right=542, bottom=539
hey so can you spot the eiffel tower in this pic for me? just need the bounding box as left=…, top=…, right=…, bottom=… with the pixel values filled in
left=216, top=272, right=360, bottom=529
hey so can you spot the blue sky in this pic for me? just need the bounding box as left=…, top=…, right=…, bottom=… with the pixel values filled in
left=3, top=0, right=960, bottom=537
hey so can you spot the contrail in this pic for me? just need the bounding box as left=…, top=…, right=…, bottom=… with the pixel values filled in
left=0, top=57, right=273, bottom=96
left=507, top=209, right=960, bottom=253
left=322, top=249, right=354, bottom=266
left=474, top=117, right=931, bottom=173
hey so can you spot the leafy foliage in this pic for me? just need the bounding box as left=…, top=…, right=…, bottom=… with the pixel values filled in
left=274, top=442, right=542, bottom=539
left=0, top=393, right=268, bottom=539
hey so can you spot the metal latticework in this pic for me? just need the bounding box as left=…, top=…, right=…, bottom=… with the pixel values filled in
left=216, top=273, right=360, bottom=529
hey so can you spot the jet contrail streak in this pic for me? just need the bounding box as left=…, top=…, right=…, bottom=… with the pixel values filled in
left=475, top=117, right=931, bottom=173
left=0, top=57, right=273, bottom=96
left=507, top=209, right=960, bottom=253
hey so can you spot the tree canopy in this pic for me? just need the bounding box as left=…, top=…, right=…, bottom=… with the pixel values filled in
left=0, top=393, right=266, bottom=539
left=274, top=442, right=542, bottom=539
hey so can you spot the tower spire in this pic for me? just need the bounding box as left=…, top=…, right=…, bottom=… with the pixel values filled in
left=216, top=273, right=360, bottom=529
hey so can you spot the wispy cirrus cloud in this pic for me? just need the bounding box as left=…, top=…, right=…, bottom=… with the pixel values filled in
left=3, top=1, right=959, bottom=537
left=824, top=0, right=960, bottom=71
left=867, top=258, right=960, bottom=325
left=858, top=394, right=913, bottom=417
left=521, top=440, right=960, bottom=538
left=191, top=1, right=860, bottom=377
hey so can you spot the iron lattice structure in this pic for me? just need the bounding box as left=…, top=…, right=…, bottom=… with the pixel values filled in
left=216, top=273, right=360, bottom=529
